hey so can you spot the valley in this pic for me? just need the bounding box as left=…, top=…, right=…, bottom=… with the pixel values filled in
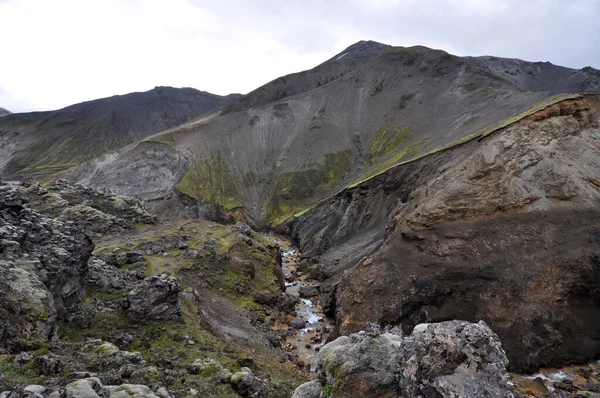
left=2, top=40, right=600, bottom=397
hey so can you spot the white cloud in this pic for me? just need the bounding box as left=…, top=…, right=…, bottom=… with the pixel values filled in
left=1, top=0, right=599, bottom=112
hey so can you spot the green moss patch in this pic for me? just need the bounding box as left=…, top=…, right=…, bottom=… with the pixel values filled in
left=176, top=151, right=248, bottom=211
left=368, top=125, right=413, bottom=159
left=266, top=150, right=354, bottom=225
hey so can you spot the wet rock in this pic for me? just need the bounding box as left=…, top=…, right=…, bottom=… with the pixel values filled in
left=298, top=285, right=320, bottom=298
left=293, top=320, right=515, bottom=398
left=127, top=274, right=182, bottom=323
left=277, top=293, right=297, bottom=312
left=289, top=318, right=306, bottom=329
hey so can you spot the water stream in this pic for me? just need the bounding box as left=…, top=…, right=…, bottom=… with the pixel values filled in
left=265, top=233, right=334, bottom=372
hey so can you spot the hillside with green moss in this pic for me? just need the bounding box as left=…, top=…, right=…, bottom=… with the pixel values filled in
left=65, top=43, right=600, bottom=227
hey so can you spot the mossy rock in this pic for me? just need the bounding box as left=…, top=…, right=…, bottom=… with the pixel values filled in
left=95, top=343, right=119, bottom=357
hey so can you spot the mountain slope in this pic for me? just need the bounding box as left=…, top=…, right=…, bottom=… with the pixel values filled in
left=68, top=44, right=584, bottom=225
left=471, top=55, right=600, bottom=94
left=0, top=87, right=240, bottom=180
left=0, top=107, right=10, bottom=117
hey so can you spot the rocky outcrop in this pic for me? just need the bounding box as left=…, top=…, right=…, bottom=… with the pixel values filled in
left=0, top=182, right=94, bottom=352
left=293, top=96, right=600, bottom=372
left=25, top=180, right=157, bottom=239
left=127, top=274, right=182, bottom=324
left=292, top=320, right=515, bottom=398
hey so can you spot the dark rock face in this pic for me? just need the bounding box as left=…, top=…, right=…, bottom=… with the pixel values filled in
left=0, top=182, right=94, bottom=352
left=293, top=97, right=600, bottom=372
left=127, top=274, right=182, bottom=324
left=292, top=320, right=515, bottom=398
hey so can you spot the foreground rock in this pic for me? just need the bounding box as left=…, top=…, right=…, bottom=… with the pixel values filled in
left=293, top=320, right=515, bottom=398
left=0, top=182, right=94, bottom=352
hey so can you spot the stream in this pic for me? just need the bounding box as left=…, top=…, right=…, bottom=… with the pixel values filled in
left=265, top=233, right=335, bottom=372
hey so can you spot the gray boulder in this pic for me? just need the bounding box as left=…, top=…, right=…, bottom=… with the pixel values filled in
left=127, top=274, right=182, bottom=323
left=64, top=377, right=108, bottom=398
left=292, top=320, right=515, bottom=398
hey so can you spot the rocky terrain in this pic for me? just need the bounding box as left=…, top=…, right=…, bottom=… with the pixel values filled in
left=2, top=40, right=600, bottom=397
left=0, top=108, right=10, bottom=118
left=0, top=87, right=240, bottom=181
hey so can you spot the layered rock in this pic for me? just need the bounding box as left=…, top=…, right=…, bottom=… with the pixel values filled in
left=0, top=182, right=94, bottom=352
left=293, top=96, right=600, bottom=372
left=292, top=320, right=515, bottom=398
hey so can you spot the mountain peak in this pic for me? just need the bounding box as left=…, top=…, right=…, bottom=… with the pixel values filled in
left=319, top=40, right=391, bottom=66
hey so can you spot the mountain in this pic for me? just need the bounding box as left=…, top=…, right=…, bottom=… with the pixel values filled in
left=0, top=87, right=240, bottom=180
left=4, top=40, right=600, bottom=382
left=0, top=107, right=10, bottom=117
left=66, top=43, right=596, bottom=226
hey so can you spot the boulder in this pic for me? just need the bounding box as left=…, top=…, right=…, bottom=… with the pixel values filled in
left=289, top=318, right=306, bottom=329
left=127, top=274, right=182, bottom=323
left=298, top=285, right=319, bottom=298
left=38, top=354, right=62, bottom=376
left=64, top=377, right=108, bottom=398
left=230, top=367, right=268, bottom=397
left=292, top=320, right=515, bottom=398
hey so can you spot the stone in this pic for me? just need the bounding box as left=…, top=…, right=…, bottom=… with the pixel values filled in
left=96, top=343, right=119, bottom=357
left=232, top=222, right=252, bottom=236
left=292, top=320, right=515, bottom=398
left=38, top=354, right=62, bottom=375
left=298, top=285, right=319, bottom=298
left=127, top=274, right=182, bottom=323
left=289, top=318, right=306, bottom=329
left=291, top=380, right=323, bottom=398
left=64, top=377, right=108, bottom=398
left=230, top=368, right=268, bottom=397
left=254, top=293, right=279, bottom=306
left=13, top=351, right=34, bottom=364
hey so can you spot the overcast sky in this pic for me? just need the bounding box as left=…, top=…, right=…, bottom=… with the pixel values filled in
left=1, top=0, right=599, bottom=113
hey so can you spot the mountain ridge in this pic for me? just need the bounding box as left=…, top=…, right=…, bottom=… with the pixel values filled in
left=0, top=86, right=240, bottom=180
